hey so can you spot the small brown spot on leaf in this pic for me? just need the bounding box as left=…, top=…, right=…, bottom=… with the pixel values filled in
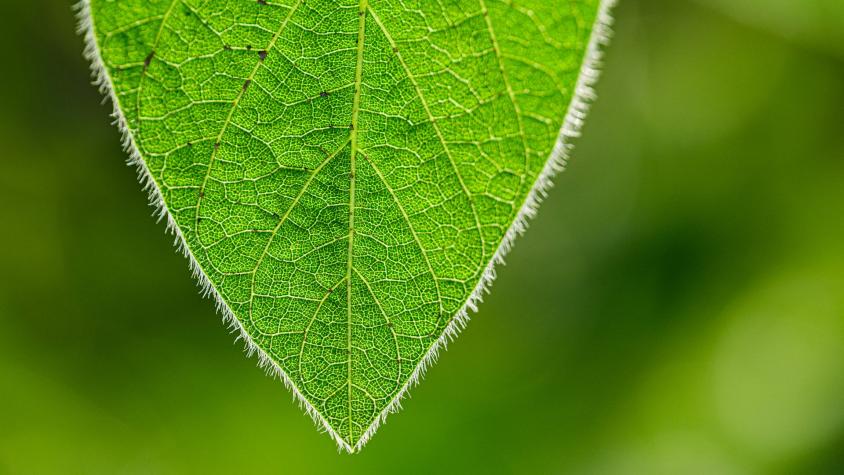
left=143, top=51, right=155, bottom=71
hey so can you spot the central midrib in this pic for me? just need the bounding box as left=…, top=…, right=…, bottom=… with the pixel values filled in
left=346, top=0, right=369, bottom=445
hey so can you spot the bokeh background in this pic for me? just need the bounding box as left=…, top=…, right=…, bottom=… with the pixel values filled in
left=1, top=0, right=843, bottom=473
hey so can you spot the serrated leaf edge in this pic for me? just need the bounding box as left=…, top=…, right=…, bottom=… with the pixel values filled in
left=75, top=0, right=617, bottom=453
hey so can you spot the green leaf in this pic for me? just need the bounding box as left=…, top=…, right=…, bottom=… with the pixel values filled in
left=78, top=0, right=614, bottom=452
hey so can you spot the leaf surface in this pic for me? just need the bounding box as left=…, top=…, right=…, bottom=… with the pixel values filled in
left=80, top=0, right=613, bottom=451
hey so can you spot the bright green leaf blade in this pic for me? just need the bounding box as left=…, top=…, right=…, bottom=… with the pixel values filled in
left=79, top=0, right=614, bottom=451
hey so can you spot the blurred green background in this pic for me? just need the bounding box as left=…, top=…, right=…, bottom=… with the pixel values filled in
left=1, top=1, right=843, bottom=473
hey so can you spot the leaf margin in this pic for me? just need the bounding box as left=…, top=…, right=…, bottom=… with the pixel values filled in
left=74, top=0, right=618, bottom=453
